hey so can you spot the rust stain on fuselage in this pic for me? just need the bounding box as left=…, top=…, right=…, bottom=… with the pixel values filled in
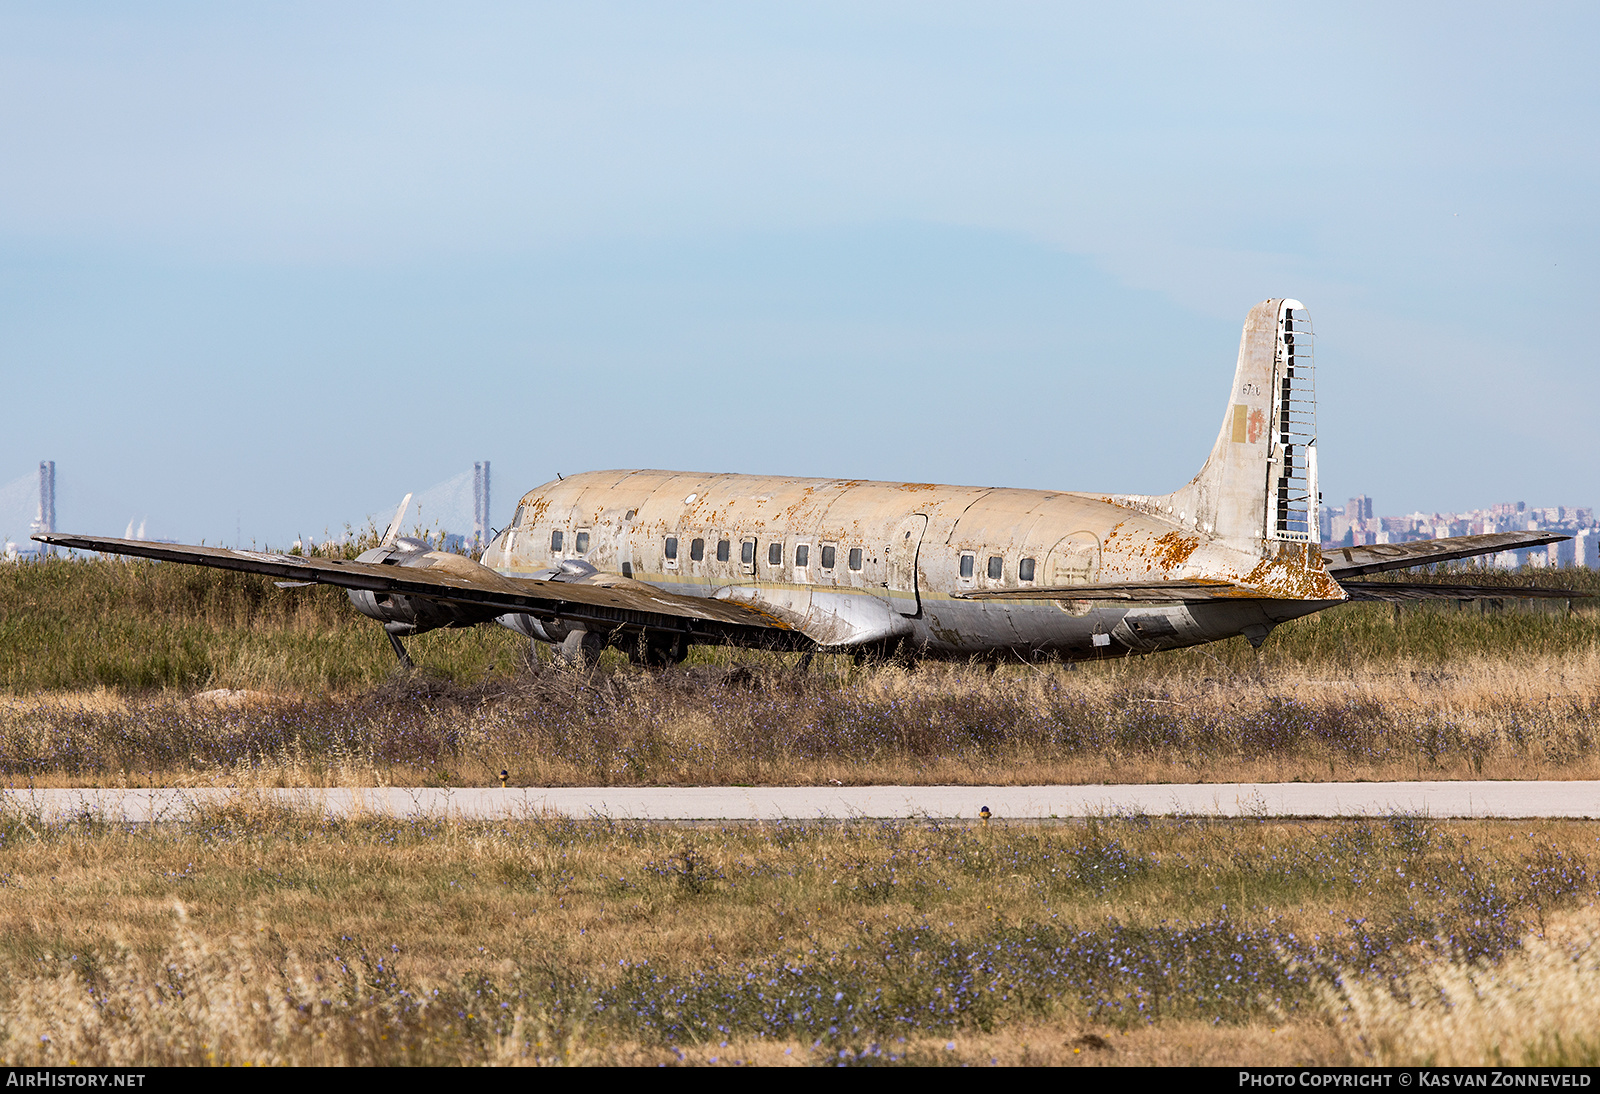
left=1151, top=530, right=1201, bottom=570
left=1239, top=541, right=1346, bottom=601
left=518, top=495, right=553, bottom=527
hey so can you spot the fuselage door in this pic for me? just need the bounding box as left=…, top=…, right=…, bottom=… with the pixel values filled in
left=885, top=514, right=928, bottom=617
left=1044, top=533, right=1101, bottom=585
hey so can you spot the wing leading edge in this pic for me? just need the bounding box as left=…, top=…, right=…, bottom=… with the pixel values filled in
left=1322, top=532, right=1568, bottom=578
left=33, top=534, right=805, bottom=649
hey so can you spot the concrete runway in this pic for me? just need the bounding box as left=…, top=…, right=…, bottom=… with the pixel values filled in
left=5, top=782, right=1600, bottom=822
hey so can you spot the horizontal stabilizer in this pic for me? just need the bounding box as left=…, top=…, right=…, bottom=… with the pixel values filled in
left=1339, top=580, right=1590, bottom=602
left=1324, top=532, right=1567, bottom=578
left=956, top=579, right=1279, bottom=603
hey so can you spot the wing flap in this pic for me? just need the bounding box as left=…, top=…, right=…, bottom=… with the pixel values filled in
left=34, top=534, right=799, bottom=641
left=1323, top=532, right=1567, bottom=578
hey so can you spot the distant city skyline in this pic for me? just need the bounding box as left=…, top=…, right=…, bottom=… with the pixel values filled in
left=1323, top=494, right=1598, bottom=569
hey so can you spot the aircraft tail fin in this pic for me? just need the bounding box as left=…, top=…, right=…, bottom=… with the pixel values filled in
left=1117, top=299, right=1317, bottom=551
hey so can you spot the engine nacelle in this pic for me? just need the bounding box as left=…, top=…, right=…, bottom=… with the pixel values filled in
left=346, top=539, right=505, bottom=636
left=492, top=560, right=602, bottom=644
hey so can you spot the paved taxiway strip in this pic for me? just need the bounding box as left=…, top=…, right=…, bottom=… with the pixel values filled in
left=5, top=782, right=1600, bottom=821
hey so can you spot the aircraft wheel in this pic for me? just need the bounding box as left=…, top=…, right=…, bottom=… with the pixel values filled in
left=557, top=629, right=603, bottom=668
left=634, top=632, right=686, bottom=668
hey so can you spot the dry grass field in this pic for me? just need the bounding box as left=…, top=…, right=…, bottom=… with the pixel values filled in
left=2, top=806, right=1599, bottom=1066
left=0, top=559, right=1596, bottom=788
left=3, top=559, right=1600, bottom=1066
left=4, top=645, right=1600, bottom=789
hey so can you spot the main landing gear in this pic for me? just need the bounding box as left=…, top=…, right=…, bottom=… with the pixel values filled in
left=386, top=628, right=414, bottom=669
left=625, top=631, right=688, bottom=668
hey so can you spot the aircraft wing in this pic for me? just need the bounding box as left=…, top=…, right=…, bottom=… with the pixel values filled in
left=955, top=579, right=1278, bottom=603
left=1322, top=532, right=1567, bottom=578
left=33, top=534, right=803, bottom=647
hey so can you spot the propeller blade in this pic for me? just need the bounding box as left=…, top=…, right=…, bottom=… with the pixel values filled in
left=380, top=493, right=413, bottom=548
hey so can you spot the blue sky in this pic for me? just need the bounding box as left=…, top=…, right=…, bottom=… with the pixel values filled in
left=2, top=3, right=1595, bottom=545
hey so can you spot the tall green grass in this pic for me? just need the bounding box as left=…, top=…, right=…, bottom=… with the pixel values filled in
left=1, top=558, right=1593, bottom=693
left=0, top=559, right=527, bottom=692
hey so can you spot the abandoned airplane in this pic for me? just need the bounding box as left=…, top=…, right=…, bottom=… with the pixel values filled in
left=38, top=299, right=1572, bottom=667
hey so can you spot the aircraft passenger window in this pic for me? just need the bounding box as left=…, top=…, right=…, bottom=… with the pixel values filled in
left=768, top=543, right=783, bottom=566
left=848, top=547, right=863, bottom=571
left=821, top=545, right=836, bottom=570
left=690, top=538, right=705, bottom=561
left=1019, top=557, right=1036, bottom=582
left=717, top=539, right=730, bottom=562
left=987, top=556, right=1003, bottom=580
left=741, top=541, right=755, bottom=565
left=960, top=554, right=974, bottom=579
left=664, top=537, right=678, bottom=560
left=575, top=532, right=590, bottom=554
left=795, top=544, right=809, bottom=568
left=625, top=509, right=636, bottom=521
left=551, top=530, right=563, bottom=553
